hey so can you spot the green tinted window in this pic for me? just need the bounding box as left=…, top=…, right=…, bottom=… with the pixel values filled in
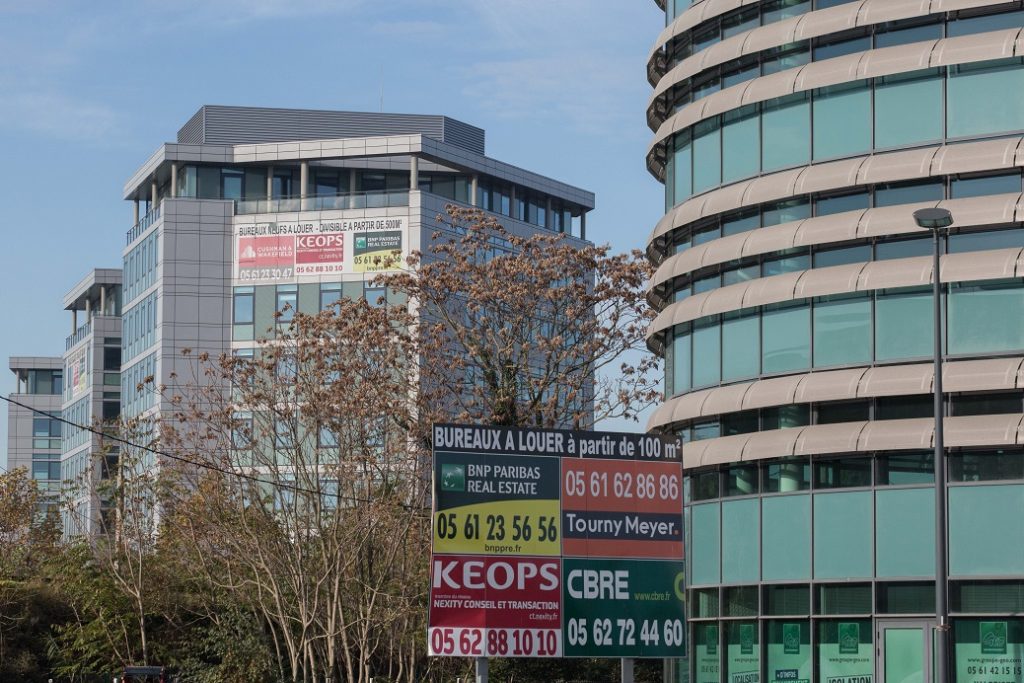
left=722, top=313, right=760, bottom=381
left=674, top=133, right=693, bottom=205
left=874, top=70, right=943, bottom=148
left=949, top=281, right=1024, bottom=355
left=722, top=499, right=760, bottom=584
left=762, top=303, right=810, bottom=373
left=813, top=81, right=871, bottom=159
left=762, top=94, right=810, bottom=172
left=692, top=320, right=721, bottom=388
left=762, top=494, right=811, bottom=580
left=948, top=59, right=1024, bottom=138
left=673, top=327, right=692, bottom=394
left=949, top=484, right=1024, bottom=575
left=814, top=491, right=873, bottom=579
left=876, top=488, right=935, bottom=578
left=813, top=295, right=871, bottom=367
left=693, top=120, right=722, bottom=194
left=691, top=503, right=722, bottom=585
left=722, top=106, right=760, bottom=183
left=876, top=288, right=933, bottom=361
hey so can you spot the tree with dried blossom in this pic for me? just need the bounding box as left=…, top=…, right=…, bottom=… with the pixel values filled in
left=379, top=205, right=659, bottom=431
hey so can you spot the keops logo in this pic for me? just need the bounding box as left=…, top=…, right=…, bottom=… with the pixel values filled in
left=433, top=559, right=559, bottom=592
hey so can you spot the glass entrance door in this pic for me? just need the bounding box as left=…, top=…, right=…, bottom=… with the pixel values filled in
left=877, top=620, right=934, bottom=683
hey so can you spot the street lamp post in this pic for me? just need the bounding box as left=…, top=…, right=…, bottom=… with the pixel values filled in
left=913, top=207, right=954, bottom=683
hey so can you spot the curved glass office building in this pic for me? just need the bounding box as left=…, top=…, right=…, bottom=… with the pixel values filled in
left=646, top=2, right=1024, bottom=682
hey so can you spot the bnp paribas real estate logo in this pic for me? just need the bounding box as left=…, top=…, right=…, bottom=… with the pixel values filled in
left=981, top=621, right=1008, bottom=655
left=838, top=623, right=860, bottom=654
left=440, top=464, right=466, bottom=492
left=355, top=235, right=367, bottom=250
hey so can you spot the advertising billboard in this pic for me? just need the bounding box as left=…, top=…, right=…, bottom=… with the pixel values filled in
left=234, top=218, right=406, bottom=284
left=428, top=424, right=685, bottom=660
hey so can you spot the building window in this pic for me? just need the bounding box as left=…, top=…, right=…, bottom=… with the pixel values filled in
left=276, top=285, right=297, bottom=322
left=234, top=287, right=255, bottom=324
left=319, top=283, right=342, bottom=311
left=363, top=285, right=386, bottom=308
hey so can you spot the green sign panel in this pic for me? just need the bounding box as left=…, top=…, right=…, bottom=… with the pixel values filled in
left=819, top=620, right=872, bottom=683
left=956, top=620, right=1024, bottom=683
left=562, top=557, right=686, bottom=658
left=695, top=624, right=720, bottom=683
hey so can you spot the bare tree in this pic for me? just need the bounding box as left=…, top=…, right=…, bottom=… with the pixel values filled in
left=162, top=298, right=430, bottom=683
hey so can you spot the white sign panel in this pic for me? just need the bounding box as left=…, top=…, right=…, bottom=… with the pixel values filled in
left=234, top=217, right=407, bottom=283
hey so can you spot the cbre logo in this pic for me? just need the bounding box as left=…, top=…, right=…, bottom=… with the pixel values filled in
left=433, top=559, right=559, bottom=592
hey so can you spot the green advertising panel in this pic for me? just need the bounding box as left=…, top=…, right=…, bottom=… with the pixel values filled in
left=695, top=623, right=721, bottom=683
left=726, top=622, right=761, bottom=683
left=818, top=620, right=873, bottom=683
left=562, top=558, right=686, bottom=658
left=767, top=621, right=810, bottom=683
left=955, top=619, right=1024, bottom=683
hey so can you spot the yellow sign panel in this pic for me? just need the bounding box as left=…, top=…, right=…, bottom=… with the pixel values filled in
left=433, top=499, right=561, bottom=556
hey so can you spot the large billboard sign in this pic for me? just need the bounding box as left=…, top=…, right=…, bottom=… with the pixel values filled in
left=427, top=424, right=685, bottom=659
left=233, top=218, right=406, bottom=283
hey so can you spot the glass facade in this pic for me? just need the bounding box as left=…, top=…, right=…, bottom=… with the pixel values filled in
left=665, top=280, right=1024, bottom=396
left=651, top=4, right=1024, bottom=681
left=665, top=59, right=1024, bottom=207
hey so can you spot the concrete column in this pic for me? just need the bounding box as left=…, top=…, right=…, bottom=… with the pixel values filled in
left=71, top=309, right=77, bottom=333
left=266, top=165, right=274, bottom=199
left=409, top=155, right=419, bottom=190
left=150, top=178, right=158, bottom=210
left=350, top=168, right=358, bottom=209
left=545, top=196, right=552, bottom=229
left=99, top=286, right=106, bottom=316
left=580, top=211, right=586, bottom=239
left=299, top=161, right=309, bottom=210
left=170, top=162, right=178, bottom=198
left=510, top=185, right=517, bottom=219
left=471, top=174, right=479, bottom=207
left=85, top=298, right=92, bottom=322
left=133, top=200, right=140, bottom=225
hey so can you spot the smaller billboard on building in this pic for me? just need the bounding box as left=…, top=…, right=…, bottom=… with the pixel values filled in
left=234, top=218, right=406, bottom=284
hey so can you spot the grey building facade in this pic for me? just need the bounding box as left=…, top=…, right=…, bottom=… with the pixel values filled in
left=61, top=269, right=123, bottom=535
left=6, top=356, right=63, bottom=515
left=119, top=106, right=594, bottom=438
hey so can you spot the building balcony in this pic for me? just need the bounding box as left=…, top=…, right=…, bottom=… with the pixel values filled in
left=126, top=205, right=161, bottom=245
left=234, top=190, right=410, bottom=215
left=66, top=321, right=91, bottom=350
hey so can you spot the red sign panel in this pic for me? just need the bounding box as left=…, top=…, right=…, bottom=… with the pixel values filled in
left=237, top=236, right=294, bottom=269
left=428, top=555, right=562, bottom=657
left=560, top=459, right=683, bottom=559
left=294, top=233, right=344, bottom=275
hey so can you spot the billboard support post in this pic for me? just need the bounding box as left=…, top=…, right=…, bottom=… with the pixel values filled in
left=475, top=656, right=488, bottom=683
left=621, top=657, right=634, bottom=683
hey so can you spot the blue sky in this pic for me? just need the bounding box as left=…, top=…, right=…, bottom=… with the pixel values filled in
left=0, top=1, right=666, bottom=464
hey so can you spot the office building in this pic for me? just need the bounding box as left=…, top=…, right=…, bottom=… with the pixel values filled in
left=62, top=269, right=123, bottom=535
left=646, top=2, right=1024, bottom=682
left=119, top=106, right=592, bottom=432
left=6, top=356, right=63, bottom=515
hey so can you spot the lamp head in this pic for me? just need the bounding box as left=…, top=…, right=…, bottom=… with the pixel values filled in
left=913, top=208, right=954, bottom=230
